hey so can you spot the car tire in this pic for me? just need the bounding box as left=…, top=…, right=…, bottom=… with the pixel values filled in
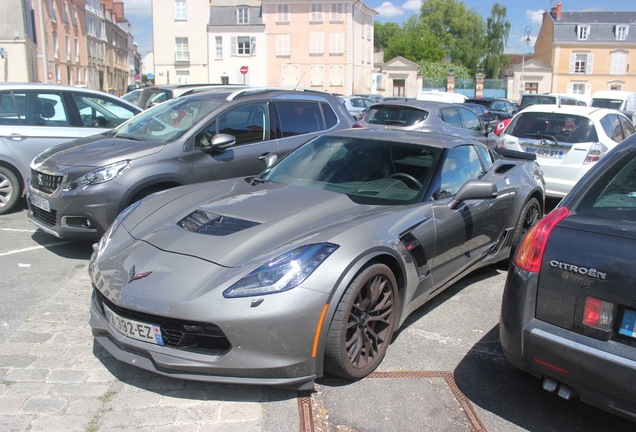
left=510, top=197, right=542, bottom=256
left=0, top=167, right=20, bottom=215
left=324, top=263, right=398, bottom=379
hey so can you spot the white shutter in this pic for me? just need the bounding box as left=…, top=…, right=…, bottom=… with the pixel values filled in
left=251, top=37, right=256, bottom=56
left=310, top=65, right=323, bottom=86
left=567, top=83, right=573, bottom=94
left=585, top=84, right=592, bottom=97
left=231, top=36, right=237, bottom=56
left=569, top=54, right=576, bottom=73
left=586, top=54, right=594, bottom=74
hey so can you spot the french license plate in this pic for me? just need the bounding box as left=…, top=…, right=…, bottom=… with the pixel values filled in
left=29, top=193, right=50, bottom=212
left=103, top=305, right=164, bottom=346
left=619, top=309, right=636, bottom=338
left=525, top=147, right=564, bottom=159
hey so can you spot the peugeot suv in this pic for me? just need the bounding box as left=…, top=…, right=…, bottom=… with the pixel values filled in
left=27, top=88, right=355, bottom=240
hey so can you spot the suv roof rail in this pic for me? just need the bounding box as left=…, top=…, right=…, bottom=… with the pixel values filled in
left=226, top=87, right=335, bottom=101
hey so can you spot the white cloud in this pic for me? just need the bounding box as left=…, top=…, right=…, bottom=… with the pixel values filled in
left=526, top=9, right=544, bottom=26
left=123, top=0, right=151, bottom=16
left=402, top=0, right=422, bottom=12
left=375, top=2, right=404, bottom=18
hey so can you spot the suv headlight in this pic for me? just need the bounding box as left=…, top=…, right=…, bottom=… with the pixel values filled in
left=223, top=243, right=339, bottom=298
left=65, top=161, right=130, bottom=191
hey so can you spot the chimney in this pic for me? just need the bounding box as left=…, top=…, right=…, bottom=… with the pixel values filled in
left=553, top=2, right=562, bottom=20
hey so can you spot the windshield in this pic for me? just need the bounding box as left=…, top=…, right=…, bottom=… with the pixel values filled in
left=263, top=135, right=442, bottom=205
left=506, top=112, right=599, bottom=143
left=112, top=94, right=225, bottom=143
left=591, top=98, right=623, bottom=110
left=520, top=95, right=557, bottom=109
left=364, top=105, right=429, bottom=126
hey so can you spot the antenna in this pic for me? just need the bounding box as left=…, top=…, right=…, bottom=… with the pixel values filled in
left=295, top=72, right=306, bottom=89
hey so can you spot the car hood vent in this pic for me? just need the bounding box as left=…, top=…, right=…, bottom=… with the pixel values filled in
left=179, top=210, right=260, bottom=236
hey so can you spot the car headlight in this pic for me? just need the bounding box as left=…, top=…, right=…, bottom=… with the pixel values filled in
left=94, top=200, right=141, bottom=257
left=65, top=160, right=130, bottom=191
left=223, top=243, right=339, bottom=298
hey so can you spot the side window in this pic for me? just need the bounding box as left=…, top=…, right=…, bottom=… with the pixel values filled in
left=600, top=114, right=625, bottom=143
left=619, top=115, right=635, bottom=138
left=72, top=93, right=137, bottom=128
left=321, top=102, right=338, bottom=128
left=439, top=107, right=462, bottom=128
left=457, top=107, right=482, bottom=131
left=475, top=144, right=493, bottom=172
left=206, top=102, right=270, bottom=146
left=0, top=92, right=19, bottom=125
left=14, top=91, right=69, bottom=126
left=439, top=145, right=484, bottom=198
left=277, top=101, right=324, bottom=137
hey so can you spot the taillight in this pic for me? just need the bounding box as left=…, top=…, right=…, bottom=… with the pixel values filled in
left=514, top=207, right=570, bottom=273
left=582, top=297, right=616, bottom=330
left=351, top=123, right=364, bottom=128
left=584, top=142, right=608, bottom=164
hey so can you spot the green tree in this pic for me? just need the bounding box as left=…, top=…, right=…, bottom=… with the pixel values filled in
left=419, top=0, right=486, bottom=74
left=482, top=3, right=511, bottom=78
left=374, top=21, right=402, bottom=50
left=417, top=61, right=471, bottom=79
left=384, top=16, right=444, bottom=63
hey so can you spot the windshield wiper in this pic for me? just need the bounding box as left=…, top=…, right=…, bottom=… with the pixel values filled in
left=525, top=133, right=559, bottom=144
left=115, top=134, right=146, bottom=142
left=250, top=177, right=266, bottom=185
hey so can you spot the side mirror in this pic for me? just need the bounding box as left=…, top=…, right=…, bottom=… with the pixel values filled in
left=199, top=133, right=236, bottom=153
left=448, top=179, right=497, bottom=210
left=485, top=124, right=494, bottom=134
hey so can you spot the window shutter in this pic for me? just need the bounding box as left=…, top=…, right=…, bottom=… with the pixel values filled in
left=569, top=54, right=576, bottom=74
left=231, top=36, right=237, bottom=56
left=251, top=37, right=256, bottom=56
left=585, top=84, right=592, bottom=96
left=586, top=54, right=594, bottom=74
left=567, top=83, right=573, bottom=94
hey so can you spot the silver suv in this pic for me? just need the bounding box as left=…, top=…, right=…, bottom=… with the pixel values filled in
left=0, top=83, right=142, bottom=214
left=27, top=88, right=355, bottom=240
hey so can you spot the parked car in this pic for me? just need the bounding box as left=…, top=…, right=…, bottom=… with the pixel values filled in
left=463, top=102, right=499, bottom=126
left=27, top=88, right=355, bottom=240
left=500, top=133, right=636, bottom=421
left=517, top=93, right=580, bottom=111
left=498, top=105, right=635, bottom=197
left=136, top=84, right=247, bottom=110
left=354, top=93, right=383, bottom=103
left=590, top=90, right=636, bottom=122
left=339, top=96, right=374, bottom=120
left=464, top=97, right=516, bottom=120
left=493, top=118, right=511, bottom=137
left=0, top=83, right=142, bottom=215
left=360, top=100, right=498, bottom=148
left=88, top=127, right=544, bottom=389
left=120, top=88, right=143, bottom=107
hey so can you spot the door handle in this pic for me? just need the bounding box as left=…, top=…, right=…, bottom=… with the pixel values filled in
left=8, top=134, right=25, bottom=141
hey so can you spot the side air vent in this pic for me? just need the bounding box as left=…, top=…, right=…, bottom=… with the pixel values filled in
left=495, top=163, right=516, bottom=174
left=179, top=210, right=260, bottom=236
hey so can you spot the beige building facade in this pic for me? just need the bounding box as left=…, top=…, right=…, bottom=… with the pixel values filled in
left=535, top=2, right=636, bottom=102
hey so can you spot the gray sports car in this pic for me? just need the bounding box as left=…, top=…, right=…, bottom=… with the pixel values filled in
left=89, top=129, right=545, bottom=389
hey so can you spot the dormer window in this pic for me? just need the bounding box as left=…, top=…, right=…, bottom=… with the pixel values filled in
left=616, top=25, right=629, bottom=41
left=577, top=25, right=589, bottom=40
left=237, top=7, right=249, bottom=24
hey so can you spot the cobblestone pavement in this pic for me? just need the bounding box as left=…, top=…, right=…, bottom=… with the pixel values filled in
left=0, top=266, right=300, bottom=432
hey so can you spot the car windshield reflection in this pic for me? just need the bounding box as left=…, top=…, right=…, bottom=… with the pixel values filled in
left=263, top=135, right=442, bottom=205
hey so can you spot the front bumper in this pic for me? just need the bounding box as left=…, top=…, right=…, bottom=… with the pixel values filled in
left=500, top=265, right=636, bottom=421
left=89, top=285, right=326, bottom=390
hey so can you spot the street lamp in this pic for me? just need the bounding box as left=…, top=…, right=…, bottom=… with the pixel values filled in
left=520, top=26, right=531, bottom=95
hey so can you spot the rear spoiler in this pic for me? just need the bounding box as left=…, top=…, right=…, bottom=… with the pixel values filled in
left=493, top=147, right=537, bottom=161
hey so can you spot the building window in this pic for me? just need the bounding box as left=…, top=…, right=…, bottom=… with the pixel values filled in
left=309, top=32, right=324, bottom=55
left=329, top=32, right=344, bottom=55
left=572, top=83, right=586, bottom=94
left=237, top=7, right=249, bottom=24
left=71, top=5, right=77, bottom=26
left=393, top=79, right=405, bottom=97
left=49, top=0, right=56, bottom=21
left=176, top=71, right=190, bottom=84
left=276, top=34, right=290, bottom=56
left=524, top=82, right=539, bottom=94
left=215, top=36, right=222, bottom=59
left=310, top=65, right=324, bottom=86
left=175, top=0, right=186, bottom=20
left=611, top=51, right=627, bottom=74
left=231, top=36, right=254, bottom=56
left=75, top=38, right=79, bottom=62
left=330, top=4, right=343, bottom=22
left=570, top=53, right=593, bottom=74
left=610, top=83, right=623, bottom=91
left=329, top=65, right=344, bottom=86
left=616, top=25, right=629, bottom=41
left=53, top=33, right=59, bottom=58
left=221, top=76, right=229, bottom=84
left=55, top=64, right=60, bottom=83
left=276, top=4, right=289, bottom=23
left=175, top=37, right=189, bottom=62
left=62, top=1, right=68, bottom=23
left=65, top=35, right=70, bottom=61
left=577, top=26, right=589, bottom=40
left=310, top=4, right=324, bottom=23
left=282, top=64, right=300, bottom=86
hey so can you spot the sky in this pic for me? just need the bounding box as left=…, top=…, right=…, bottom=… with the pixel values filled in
left=123, top=0, right=636, bottom=59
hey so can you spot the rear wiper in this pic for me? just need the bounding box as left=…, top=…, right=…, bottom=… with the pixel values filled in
left=525, top=133, right=559, bottom=144
left=115, top=134, right=146, bottom=142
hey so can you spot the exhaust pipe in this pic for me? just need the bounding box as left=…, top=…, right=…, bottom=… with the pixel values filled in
left=542, top=377, right=578, bottom=400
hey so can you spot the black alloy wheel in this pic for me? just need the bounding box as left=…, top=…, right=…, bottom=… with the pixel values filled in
left=324, top=263, right=398, bottom=379
left=511, top=197, right=542, bottom=254
left=0, top=167, right=20, bottom=215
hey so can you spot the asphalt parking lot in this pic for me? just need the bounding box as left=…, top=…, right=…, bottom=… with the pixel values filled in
left=1, top=198, right=634, bottom=431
